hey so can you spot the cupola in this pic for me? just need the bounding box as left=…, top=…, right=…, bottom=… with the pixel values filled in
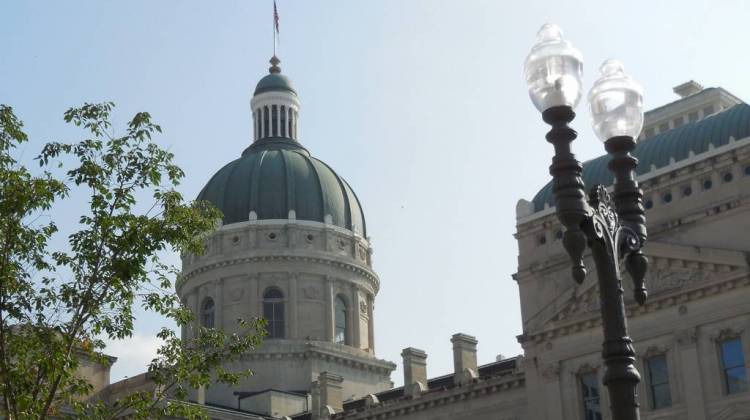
left=250, top=56, right=300, bottom=142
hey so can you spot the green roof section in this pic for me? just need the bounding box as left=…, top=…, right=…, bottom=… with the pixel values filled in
left=254, top=73, right=297, bottom=96
left=532, top=103, right=750, bottom=212
left=197, top=138, right=366, bottom=236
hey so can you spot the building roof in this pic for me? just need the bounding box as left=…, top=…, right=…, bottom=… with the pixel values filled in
left=532, top=103, right=750, bottom=212
left=338, top=357, right=520, bottom=414
left=254, top=73, right=297, bottom=96
left=197, top=138, right=366, bottom=236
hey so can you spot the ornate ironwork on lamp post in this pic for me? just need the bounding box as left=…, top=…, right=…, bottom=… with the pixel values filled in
left=524, top=24, right=649, bottom=420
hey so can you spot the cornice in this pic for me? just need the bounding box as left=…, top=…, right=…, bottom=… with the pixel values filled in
left=518, top=268, right=750, bottom=345
left=179, top=254, right=380, bottom=294
left=338, top=373, right=526, bottom=419
left=240, top=342, right=396, bottom=375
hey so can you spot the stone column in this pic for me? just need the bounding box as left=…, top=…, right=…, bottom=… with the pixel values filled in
left=367, top=294, right=375, bottom=353
left=350, top=286, right=361, bottom=349
left=214, top=279, right=224, bottom=330
left=324, top=277, right=334, bottom=342
left=186, top=292, right=197, bottom=340
left=310, top=381, right=320, bottom=418
left=289, top=273, right=298, bottom=339
left=677, top=328, right=706, bottom=419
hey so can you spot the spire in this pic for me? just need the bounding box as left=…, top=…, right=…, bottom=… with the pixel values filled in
left=269, top=55, right=281, bottom=74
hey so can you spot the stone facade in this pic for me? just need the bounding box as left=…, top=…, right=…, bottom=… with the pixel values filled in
left=514, top=83, right=750, bottom=420
left=178, top=218, right=395, bottom=409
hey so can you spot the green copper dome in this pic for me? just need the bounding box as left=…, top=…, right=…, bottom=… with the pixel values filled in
left=197, top=138, right=366, bottom=236
left=254, top=73, right=297, bottom=96
left=532, top=103, right=750, bottom=212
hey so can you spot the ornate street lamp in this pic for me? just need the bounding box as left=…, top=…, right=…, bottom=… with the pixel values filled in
left=524, top=24, right=649, bottom=420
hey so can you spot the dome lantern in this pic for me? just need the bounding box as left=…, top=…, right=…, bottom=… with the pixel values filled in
left=251, top=56, right=300, bottom=143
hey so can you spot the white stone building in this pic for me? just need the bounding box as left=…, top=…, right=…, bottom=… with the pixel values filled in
left=93, top=59, right=750, bottom=420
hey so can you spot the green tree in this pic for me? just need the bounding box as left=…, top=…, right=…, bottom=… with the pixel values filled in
left=0, top=103, right=264, bottom=419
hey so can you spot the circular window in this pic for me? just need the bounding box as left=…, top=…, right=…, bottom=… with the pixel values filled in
left=232, top=235, right=240, bottom=244
left=723, top=172, right=734, bottom=183
left=268, top=232, right=277, bottom=240
left=644, top=199, right=653, bottom=209
left=703, top=179, right=713, bottom=190
left=682, top=186, right=692, bottom=197
left=306, top=234, right=314, bottom=243
left=662, top=193, right=672, bottom=203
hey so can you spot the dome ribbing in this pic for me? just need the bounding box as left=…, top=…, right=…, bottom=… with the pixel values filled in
left=197, top=139, right=366, bottom=236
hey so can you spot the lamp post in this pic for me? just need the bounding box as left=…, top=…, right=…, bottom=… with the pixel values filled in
left=524, top=24, right=649, bottom=420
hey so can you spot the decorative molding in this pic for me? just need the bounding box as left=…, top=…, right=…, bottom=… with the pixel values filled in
left=714, top=327, right=744, bottom=343
left=337, top=373, right=526, bottom=420
left=519, top=267, right=749, bottom=344
left=240, top=343, right=396, bottom=375
left=229, top=287, right=245, bottom=302
left=675, top=327, right=698, bottom=346
left=540, top=362, right=561, bottom=381
left=303, top=286, right=322, bottom=300
left=642, top=344, right=671, bottom=359
left=179, top=254, right=380, bottom=294
left=573, top=361, right=599, bottom=376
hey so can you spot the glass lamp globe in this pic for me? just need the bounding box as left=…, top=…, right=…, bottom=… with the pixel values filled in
left=588, top=59, right=644, bottom=142
left=524, top=24, right=584, bottom=113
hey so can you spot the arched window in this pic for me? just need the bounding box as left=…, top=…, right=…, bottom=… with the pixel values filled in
left=280, top=105, right=287, bottom=137
left=201, top=297, right=215, bottom=329
left=334, top=296, right=348, bottom=345
left=263, top=288, right=285, bottom=339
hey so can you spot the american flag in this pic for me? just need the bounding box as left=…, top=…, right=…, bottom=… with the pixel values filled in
left=274, top=0, right=280, bottom=34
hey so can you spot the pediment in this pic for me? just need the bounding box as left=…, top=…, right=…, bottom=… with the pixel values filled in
left=540, top=241, right=749, bottom=326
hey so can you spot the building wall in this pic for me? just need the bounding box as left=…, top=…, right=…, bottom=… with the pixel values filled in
left=515, top=94, right=750, bottom=420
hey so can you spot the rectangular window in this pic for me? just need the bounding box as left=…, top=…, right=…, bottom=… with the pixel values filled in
left=658, top=122, right=669, bottom=134
left=703, top=105, right=715, bottom=117
left=644, top=128, right=655, bottom=139
left=580, top=373, right=602, bottom=420
left=720, top=338, right=748, bottom=394
left=688, top=111, right=699, bottom=123
left=271, top=105, right=279, bottom=137
left=263, top=301, right=285, bottom=339
left=646, top=355, right=672, bottom=409
left=673, top=117, right=684, bottom=128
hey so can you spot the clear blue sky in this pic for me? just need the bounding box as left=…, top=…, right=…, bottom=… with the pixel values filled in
left=2, top=0, right=748, bottom=384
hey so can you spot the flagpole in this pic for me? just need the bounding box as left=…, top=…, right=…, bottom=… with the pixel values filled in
left=273, top=0, right=278, bottom=57
left=273, top=3, right=276, bottom=57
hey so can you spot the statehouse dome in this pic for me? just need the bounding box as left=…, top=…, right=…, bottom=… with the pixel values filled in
left=197, top=139, right=366, bottom=235
left=198, top=56, right=366, bottom=236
